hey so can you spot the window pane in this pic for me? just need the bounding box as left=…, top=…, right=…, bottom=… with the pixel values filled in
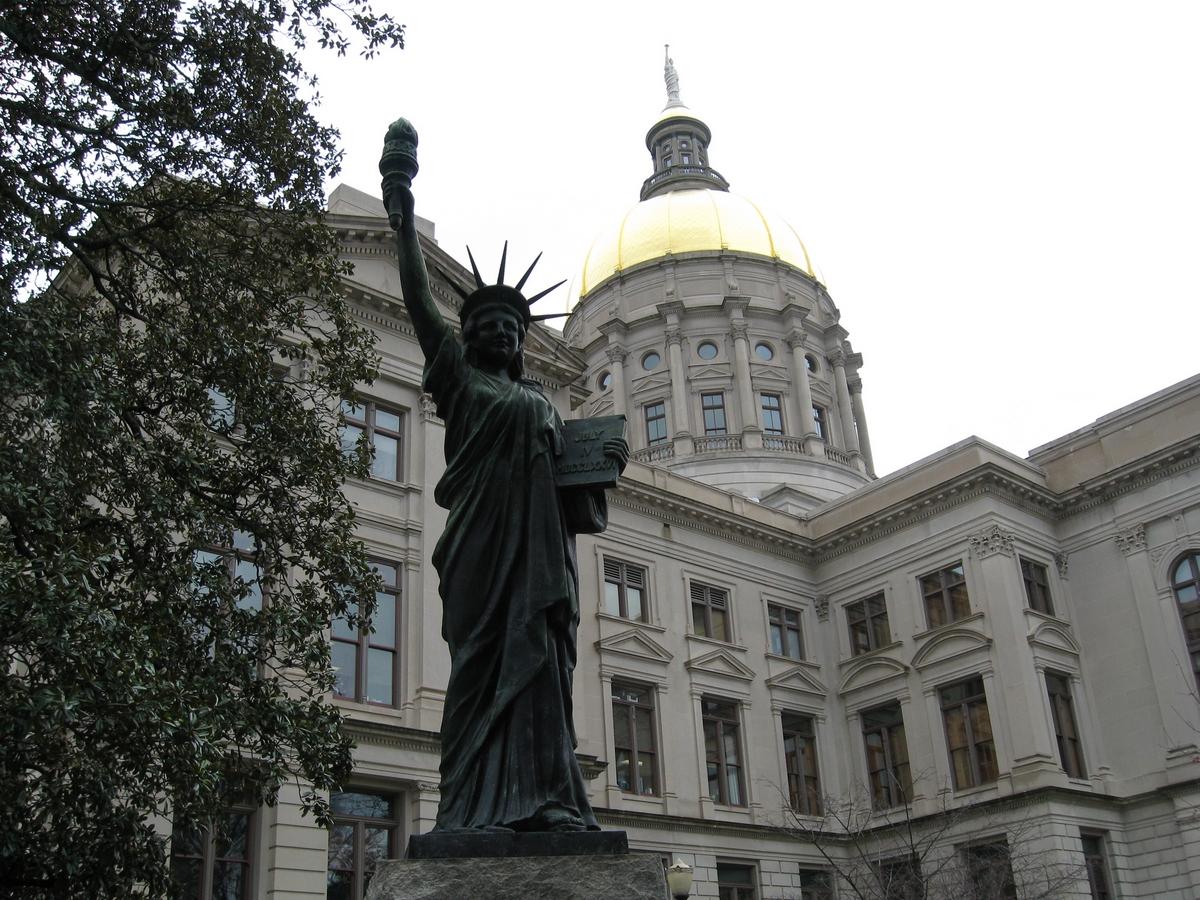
left=364, top=826, right=391, bottom=870
left=375, top=409, right=401, bottom=432
left=603, top=582, right=622, bottom=615
left=371, top=593, right=396, bottom=647
left=327, top=823, right=354, bottom=869
left=725, top=765, right=743, bottom=805
left=615, top=749, right=632, bottom=791
left=371, top=433, right=399, bottom=480
left=234, top=559, right=261, bottom=611
left=331, top=641, right=357, bottom=698
left=786, top=629, right=803, bottom=659
left=366, top=647, right=394, bottom=704
left=769, top=623, right=783, bottom=655
left=711, top=608, right=728, bottom=642
left=341, top=401, right=366, bottom=420
left=214, top=812, right=250, bottom=857
left=613, top=704, right=630, bottom=745
left=340, top=424, right=363, bottom=455
left=331, top=792, right=392, bottom=818
left=637, top=752, right=656, bottom=795
left=326, top=871, right=352, bottom=900
left=635, top=707, right=654, bottom=750
left=626, top=586, right=643, bottom=620
left=212, top=862, right=246, bottom=900
left=332, top=601, right=358, bottom=640
left=693, top=603, right=708, bottom=637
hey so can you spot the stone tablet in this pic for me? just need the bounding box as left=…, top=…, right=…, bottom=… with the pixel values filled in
left=556, top=415, right=627, bottom=489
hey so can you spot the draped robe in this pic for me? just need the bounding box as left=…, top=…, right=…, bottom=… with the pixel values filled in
left=425, top=331, right=605, bottom=831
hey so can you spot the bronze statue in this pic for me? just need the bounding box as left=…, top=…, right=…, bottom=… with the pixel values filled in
left=380, top=120, right=628, bottom=833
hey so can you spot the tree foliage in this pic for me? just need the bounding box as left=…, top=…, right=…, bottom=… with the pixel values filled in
left=0, top=0, right=402, bottom=895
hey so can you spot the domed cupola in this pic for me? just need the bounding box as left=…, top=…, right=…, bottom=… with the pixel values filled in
left=640, top=48, right=730, bottom=200
left=564, top=51, right=877, bottom=512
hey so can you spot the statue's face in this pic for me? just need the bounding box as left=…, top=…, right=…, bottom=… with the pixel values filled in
left=466, top=306, right=523, bottom=370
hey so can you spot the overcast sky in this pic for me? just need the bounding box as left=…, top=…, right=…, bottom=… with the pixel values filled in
left=308, top=1, right=1200, bottom=477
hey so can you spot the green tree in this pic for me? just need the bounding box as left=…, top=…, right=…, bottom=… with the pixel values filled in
left=0, top=1, right=402, bottom=895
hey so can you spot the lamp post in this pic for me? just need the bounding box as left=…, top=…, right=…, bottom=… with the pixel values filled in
left=666, top=860, right=693, bottom=899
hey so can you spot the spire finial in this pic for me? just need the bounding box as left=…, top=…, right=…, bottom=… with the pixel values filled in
left=664, top=44, right=682, bottom=108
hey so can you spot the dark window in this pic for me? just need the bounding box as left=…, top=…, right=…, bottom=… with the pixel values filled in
left=612, top=683, right=658, bottom=796
left=798, top=870, right=833, bottom=900
left=327, top=791, right=399, bottom=900
left=644, top=401, right=668, bottom=446
left=875, top=855, right=922, bottom=900
left=691, top=582, right=730, bottom=641
left=642, top=351, right=662, bottom=371
left=1170, top=552, right=1200, bottom=691
left=206, top=386, right=236, bottom=430
left=716, top=862, right=757, bottom=900
left=603, top=558, right=647, bottom=621
left=768, top=604, right=803, bottom=659
left=681, top=153, right=692, bottom=164
left=861, top=703, right=912, bottom=809
left=811, top=405, right=827, bottom=440
left=597, top=370, right=612, bottom=391
left=805, top=354, right=819, bottom=374
left=171, top=807, right=255, bottom=900
left=701, top=392, right=727, bottom=435
left=846, top=594, right=890, bottom=656
left=332, top=561, right=400, bottom=706
left=940, top=677, right=997, bottom=789
left=1081, top=833, right=1113, bottom=900
left=963, top=841, right=1017, bottom=900
left=680, top=140, right=690, bottom=149
left=920, top=562, right=970, bottom=628
left=697, top=341, right=719, bottom=360
left=702, top=699, right=745, bottom=806
left=193, top=530, right=264, bottom=613
left=760, top=393, right=784, bottom=435
left=782, top=713, right=821, bottom=816
left=1021, top=557, right=1054, bottom=615
left=341, top=401, right=403, bottom=481
left=1046, top=671, right=1086, bottom=778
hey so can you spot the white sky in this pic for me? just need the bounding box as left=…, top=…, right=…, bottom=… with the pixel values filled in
left=310, top=1, right=1200, bottom=477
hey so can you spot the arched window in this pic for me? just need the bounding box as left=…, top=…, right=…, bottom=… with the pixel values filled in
left=1170, top=552, right=1200, bottom=691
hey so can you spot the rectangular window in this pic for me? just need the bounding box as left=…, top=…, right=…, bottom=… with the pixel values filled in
left=1021, top=557, right=1054, bottom=615
left=846, top=593, right=890, bottom=656
left=612, top=683, right=659, bottom=796
left=691, top=582, right=730, bottom=642
left=760, top=393, right=784, bottom=435
left=875, top=856, right=923, bottom=900
left=644, top=401, right=668, bottom=446
left=701, top=392, right=728, bottom=435
left=193, top=530, right=264, bottom=613
left=861, top=703, right=912, bottom=809
left=1081, top=833, right=1113, bottom=900
left=798, top=870, right=833, bottom=900
left=1046, top=672, right=1086, bottom=778
left=963, top=841, right=1017, bottom=900
left=812, top=405, right=827, bottom=440
left=332, top=561, right=400, bottom=706
left=341, top=400, right=403, bottom=481
left=327, top=791, right=399, bottom=900
left=768, top=604, right=803, bottom=659
left=716, top=862, right=758, bottom=900
left=782, top=712, right=821, bottom=816
left=920, top=562, right=970, bottom=628
left=940, top=677, right=998, bottom=789
left=702, top=698, right=745, bottom=806
left=171, top=807, right=255, bottom=900
left=603, top=558, right=648, bottom=621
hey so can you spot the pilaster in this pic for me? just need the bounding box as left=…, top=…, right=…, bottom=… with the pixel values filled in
left=786, top=328, right=824, bottom=457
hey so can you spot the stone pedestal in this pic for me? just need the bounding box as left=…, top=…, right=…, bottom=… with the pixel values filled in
left=366, top=832, right=668, bottom=900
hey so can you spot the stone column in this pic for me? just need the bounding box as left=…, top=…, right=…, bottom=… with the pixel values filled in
left=665, top=324, right=694, bottom=456
left=785, top=329, right=823, bottom=457
left=605, top=345, right=628, bottom=420
left=690, top=688, right=714, bottom=819
left=847, top=376, right=875, bottom=475
left=729, top=321, right=762, bottom=449
left=829, top=350, right=859, bottom=454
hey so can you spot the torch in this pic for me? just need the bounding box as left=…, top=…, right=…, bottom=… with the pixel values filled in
left=379, top=117, right=419, bottom=230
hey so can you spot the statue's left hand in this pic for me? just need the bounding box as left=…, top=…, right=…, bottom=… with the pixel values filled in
left=603, top=437, right=630, bottom=474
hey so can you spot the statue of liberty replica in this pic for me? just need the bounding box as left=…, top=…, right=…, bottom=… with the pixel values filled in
left=379, top=119, right=628, bottom=835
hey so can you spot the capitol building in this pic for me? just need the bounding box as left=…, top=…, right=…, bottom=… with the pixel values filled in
left=221, top=69, right=1200, bottom=899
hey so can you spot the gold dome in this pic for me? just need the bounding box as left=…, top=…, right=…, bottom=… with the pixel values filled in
left=578, top=189, right=815, bottom=298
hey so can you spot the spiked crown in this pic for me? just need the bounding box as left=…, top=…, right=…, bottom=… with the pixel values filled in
left=436, top=242, right=566, bottom=329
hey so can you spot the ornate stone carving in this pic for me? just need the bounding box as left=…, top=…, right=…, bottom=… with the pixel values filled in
left=969, top=524, right=1015, bottom=559
left=1115, top=524, right=1147, bottom=556
left=418, top=392, right=439, bottom=423
left=729, top=322, right=749, bottom=343
left=814, top=594, right=830, bottom=622
left=417, top=782, right=441, bottom=794
left=828, top=349, right=846, bottom=368
left=847, top=376, right=863, bottom=395
left=1054, top=552, right=1069, bottom=580
left=605, top=345, right=628, bottom=364
left=784, top=329, right=807, bottom=350
left=664, top=325, right=683, bottom=347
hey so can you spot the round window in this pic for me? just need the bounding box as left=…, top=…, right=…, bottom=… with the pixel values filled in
left=697, top=341, right=718, bottom=360
left=805, top=354, right=819, bottom=374
left=754, top=342, right=774, bottom=361
left=641, top=351, right=662, bottom=371
left=597, top=371, right=612, bottom=391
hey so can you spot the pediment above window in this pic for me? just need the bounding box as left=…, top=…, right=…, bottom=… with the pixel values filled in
left=766, top=663, right=827, bottom=698
left=911, top=626, right=993, bottom=671
left=838, top=654, right=908, bottom=694
left=1028, top=621, right=1081, bottom=656
left=685, top=647, right=756, bottom=682
left=595, top=628, right=673, bottom=665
